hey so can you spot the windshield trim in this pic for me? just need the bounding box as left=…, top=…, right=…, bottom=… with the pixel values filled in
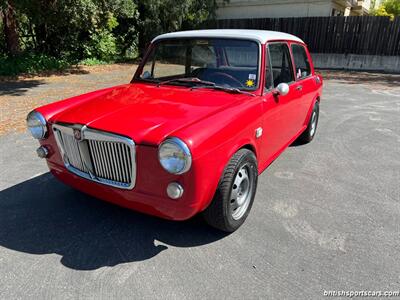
left=132, top=37, right=262, bottom=92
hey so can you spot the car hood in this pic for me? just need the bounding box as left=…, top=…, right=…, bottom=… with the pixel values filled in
left=50, top=83, right=249, bottom=145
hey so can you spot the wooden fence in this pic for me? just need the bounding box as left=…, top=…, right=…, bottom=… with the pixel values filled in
left=205, top=16, right=400, bottom=56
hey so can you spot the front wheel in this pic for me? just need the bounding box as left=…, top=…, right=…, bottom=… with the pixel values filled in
left=202, top=149, right=258, bottom=232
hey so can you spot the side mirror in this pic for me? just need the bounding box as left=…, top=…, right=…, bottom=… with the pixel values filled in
left=141, top=71, right=151, bottom=79
left=273, top=83, right=289, bottom=96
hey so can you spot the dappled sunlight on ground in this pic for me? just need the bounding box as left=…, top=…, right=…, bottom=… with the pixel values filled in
left=0, top=64, right=137, bottom=135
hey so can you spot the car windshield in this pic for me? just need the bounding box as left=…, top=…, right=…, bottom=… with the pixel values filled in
left=136, top=38, right=260, bottom=90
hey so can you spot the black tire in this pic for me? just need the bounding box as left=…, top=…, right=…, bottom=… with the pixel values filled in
left=296, top=101, right=319, bottom=144
left=202, top=149, right=258, bottom=232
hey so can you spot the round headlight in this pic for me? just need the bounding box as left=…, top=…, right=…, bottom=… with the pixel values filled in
left=158, top=137, right=192, bottom=174
left=26, top=111, right=47, bottom=139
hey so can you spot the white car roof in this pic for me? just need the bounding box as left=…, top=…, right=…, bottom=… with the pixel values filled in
left=152, top=29, right=304, bottom=44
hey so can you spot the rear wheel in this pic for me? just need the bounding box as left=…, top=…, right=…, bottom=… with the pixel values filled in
left=297, top=101, right=319, bottom=144
left=202, top=149, right=258, bottom=232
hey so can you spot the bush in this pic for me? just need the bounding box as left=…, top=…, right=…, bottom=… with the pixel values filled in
left=79, top=57, right=108, bottom=66
left=83, top=14, right=119, bottom=61
left=84, top=31, right=118, bottom=62
left=0, top=53, right=71, bottom=76
left=0, top=0, right=218, bottom=76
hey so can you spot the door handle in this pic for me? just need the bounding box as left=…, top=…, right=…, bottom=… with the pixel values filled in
left=296, top=85, right=303, bottom=91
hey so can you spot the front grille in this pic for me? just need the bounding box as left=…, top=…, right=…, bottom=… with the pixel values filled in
left=59, top=132, right=88, bottom=172
left=88, top=140, right=132, bottom=184
left=53, top=124, right=136, bottom=189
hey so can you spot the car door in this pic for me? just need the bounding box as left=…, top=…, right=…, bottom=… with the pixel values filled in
left=260, top=42, right=297, bottom=164
left=290, top=43, right=316, bottom=128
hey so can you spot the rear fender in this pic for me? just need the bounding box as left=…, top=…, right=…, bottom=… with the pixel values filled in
left=304, top=94, right=320, bottom=126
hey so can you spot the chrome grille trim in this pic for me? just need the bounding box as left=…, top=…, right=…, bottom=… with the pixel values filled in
left=52, top=123, right=136, bottom=189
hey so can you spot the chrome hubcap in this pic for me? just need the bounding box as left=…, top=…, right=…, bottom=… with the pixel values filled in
left=310, top=111, right=317, bottom=137
left=230, top=165, right=253, bottom=220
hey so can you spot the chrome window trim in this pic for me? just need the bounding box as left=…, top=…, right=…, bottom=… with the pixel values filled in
left=52, top=123, right=136, bottom=190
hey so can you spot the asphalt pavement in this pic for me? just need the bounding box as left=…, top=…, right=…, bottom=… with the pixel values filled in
left=0, top=75, right=399, bottom=299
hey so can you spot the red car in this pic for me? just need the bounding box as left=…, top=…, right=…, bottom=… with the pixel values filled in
left=27, top=30, right=323, bottom=232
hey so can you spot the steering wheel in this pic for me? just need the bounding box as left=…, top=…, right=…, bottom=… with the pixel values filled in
left=208, top=72, right=245, bottom=88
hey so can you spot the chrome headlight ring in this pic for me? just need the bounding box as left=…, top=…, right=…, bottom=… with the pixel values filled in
left=26, top=110, right=47, bottom=139
left=158, top=137, right=192, bottom=175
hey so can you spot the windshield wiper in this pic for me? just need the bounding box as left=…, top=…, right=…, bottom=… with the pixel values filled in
left=191, top=85, right=256, bottom=97
left=157, top=77, right=255, bottom=96
left=157, top=77, right=216, bottom=87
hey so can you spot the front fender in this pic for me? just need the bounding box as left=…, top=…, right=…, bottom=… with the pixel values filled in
left=176, top=97, right=263, bottom=212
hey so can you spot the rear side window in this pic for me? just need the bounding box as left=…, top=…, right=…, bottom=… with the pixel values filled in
left=268, top=43, right=294, bottom=87
left=291, top=44, right=311, bottom=79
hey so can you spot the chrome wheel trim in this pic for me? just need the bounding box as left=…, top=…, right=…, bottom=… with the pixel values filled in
left=230, top=165, right=253, bottom=220
left=310, top=111, right=317, bottom=137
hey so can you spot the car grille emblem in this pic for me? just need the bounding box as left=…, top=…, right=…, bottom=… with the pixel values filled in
left=73, top=129, right=82, bottom=140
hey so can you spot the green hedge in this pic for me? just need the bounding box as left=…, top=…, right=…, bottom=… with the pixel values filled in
left=0, top=53, right=71, bottom=76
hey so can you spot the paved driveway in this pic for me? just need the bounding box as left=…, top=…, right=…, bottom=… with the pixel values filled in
left=0, top=70, right=399, bottom=299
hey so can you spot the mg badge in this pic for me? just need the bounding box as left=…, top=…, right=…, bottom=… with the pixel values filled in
left=73, top=129, right=82, bottom=140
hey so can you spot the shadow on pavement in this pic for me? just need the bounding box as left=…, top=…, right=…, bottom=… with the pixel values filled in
left=0, top=80, right=46, bottom=96
left=0, top=173, right=227, bottom=270
left=0, top=66, right=93, bottom=96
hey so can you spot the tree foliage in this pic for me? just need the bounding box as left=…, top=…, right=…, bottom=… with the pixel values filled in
left=371, top=0, right=400, bottom=20
left=136, top=0, right=217, bottom=53
left=9, top=0, right=138, bottom=59
left=0, top=0, right=217, bottom=65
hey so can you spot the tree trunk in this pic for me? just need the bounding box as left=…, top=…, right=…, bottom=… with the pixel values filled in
left=1, top=0, right=20, bottom=56
left=137, top=1, right=147, bottom=58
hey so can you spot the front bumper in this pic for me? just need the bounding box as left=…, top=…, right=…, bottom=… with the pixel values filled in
left=38, top=128, right=216, bottom=221
left=48, top=160, right=198, bottom=220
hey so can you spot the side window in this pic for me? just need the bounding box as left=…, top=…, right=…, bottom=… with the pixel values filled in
left=268, top=43, right=294, bottom=87
left=291, top=44, right=311, bottom=79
